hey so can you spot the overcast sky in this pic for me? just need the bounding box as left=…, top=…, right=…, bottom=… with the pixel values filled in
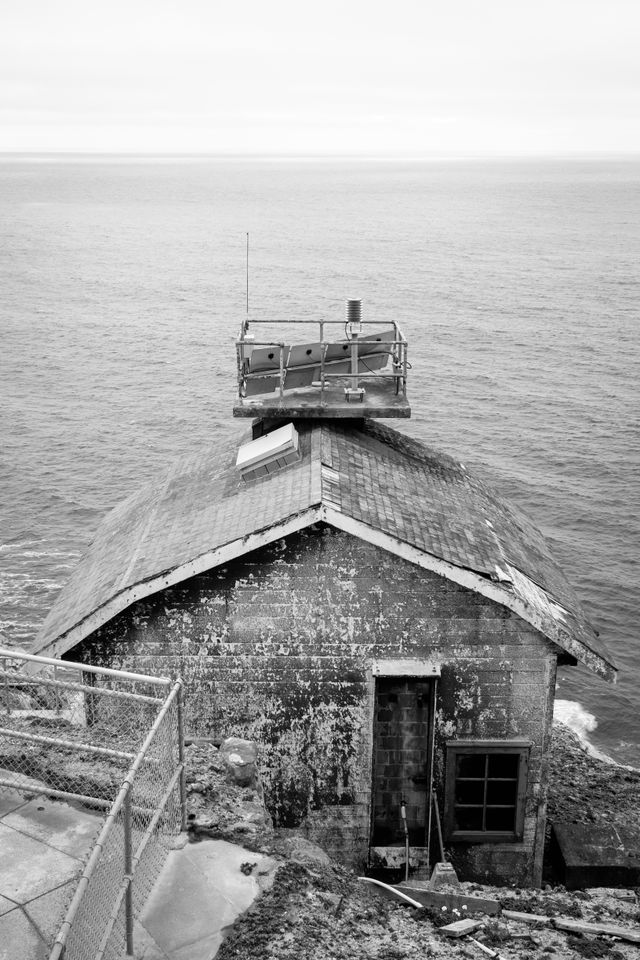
left=2, top=0, right=639, bottom=155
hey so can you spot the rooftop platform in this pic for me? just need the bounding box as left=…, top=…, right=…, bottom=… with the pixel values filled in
left=233, top=377, right=410, bottom=419
left=234, top=305, right=410, bottom=419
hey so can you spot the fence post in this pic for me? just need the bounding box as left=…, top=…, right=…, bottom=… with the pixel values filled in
left=54, top=664, right=61, bottom=715
left=123, top=787, right=134, bottom=956
left=2, top=657, right=10, bottom=715
left=176, top=683, right=187, bottom=832
left=83, top=670, right=98, bottom=727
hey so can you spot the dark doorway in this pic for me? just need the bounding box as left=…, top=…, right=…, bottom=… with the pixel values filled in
left=371, top=677, right=435, bottom=847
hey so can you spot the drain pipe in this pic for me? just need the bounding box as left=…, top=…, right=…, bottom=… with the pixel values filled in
left=400, top=797, right=410, bottom=882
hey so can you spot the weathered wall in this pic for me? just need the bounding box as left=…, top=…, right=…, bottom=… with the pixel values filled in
left=71, top=524, right=557, bottom=885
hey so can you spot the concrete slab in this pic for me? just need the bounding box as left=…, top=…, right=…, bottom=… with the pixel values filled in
left=0, top=787, right=29, bottom=818
left=131, top=921, right=170, bottom=960
left=552, top=822, right=640, bottom=889
left=2, top=796, right=101, bottom=856
left=0, top=896, right=18, bottom=917
left=0, top=906, right=49, bottom=960
left=0, top=823, right=82, bottom=904
left=173, top=931, right=222, bottom=960
left=139, top=839, right=264, bottom=960
left=23, top=881, right=77, bottom=946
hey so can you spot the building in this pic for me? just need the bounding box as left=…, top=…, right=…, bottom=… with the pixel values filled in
left=34, top=309, right=616, bottom=886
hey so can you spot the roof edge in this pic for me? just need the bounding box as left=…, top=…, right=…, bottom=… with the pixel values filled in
left=33, top=500, right=615, bottom=684
left=320, top=506, right=617, bottom=683
left=33, top=506, right=323, bottom=661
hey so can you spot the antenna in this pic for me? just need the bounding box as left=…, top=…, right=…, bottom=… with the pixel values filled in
left=246, top=232, right=249, bottom=323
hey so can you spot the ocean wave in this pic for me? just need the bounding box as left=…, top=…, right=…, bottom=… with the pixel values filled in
left=554, top=698, right=598, bottom=737
left=553, top=699, right=636, bottom=769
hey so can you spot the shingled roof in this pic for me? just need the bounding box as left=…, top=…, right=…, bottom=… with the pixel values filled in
left=34, top=420, right=616, bottom=681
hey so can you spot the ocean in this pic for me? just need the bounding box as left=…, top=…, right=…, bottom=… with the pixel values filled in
left=1, top=155, right=638, bottom=765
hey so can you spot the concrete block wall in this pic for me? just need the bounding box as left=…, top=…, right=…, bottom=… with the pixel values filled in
left=72, top=524, right=557, bottom=885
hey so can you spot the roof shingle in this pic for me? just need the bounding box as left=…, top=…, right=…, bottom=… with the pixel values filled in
left=34, top=420, right=616, bottom=680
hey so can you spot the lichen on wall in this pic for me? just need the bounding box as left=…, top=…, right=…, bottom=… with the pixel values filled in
left=71, top=523, right=557, bottom=882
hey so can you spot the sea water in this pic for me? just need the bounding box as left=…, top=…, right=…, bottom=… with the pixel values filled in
left=1, top=155, right=638, bottom=765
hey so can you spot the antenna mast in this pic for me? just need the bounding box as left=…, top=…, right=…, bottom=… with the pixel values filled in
left=245, top=232, right=249, bottom=326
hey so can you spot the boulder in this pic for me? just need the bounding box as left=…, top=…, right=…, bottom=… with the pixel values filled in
left=278, top=836, right=332, bottom=867
left=220, top=737, right=260, bottom=789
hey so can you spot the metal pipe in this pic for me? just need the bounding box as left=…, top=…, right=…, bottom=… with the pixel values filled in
left=0, top=777, right=112, bottom=809
left=319, top=321, right=325, bottom=400
left=120, top=682, right=182, bottom=787
left=124, top=789, right=134, bottom=956
left=0, top=647, right=171, bottom=686
left=278, top=344, right=285, bottom=397
left=49, top=682, right=182, bottom=960
left=176, top=682, right=187, bottom=832
left=400, top=797, right=410, bottom=883
left=425, top=677, right=438, bottom=869
left=131, top=763, right=184, bottom=871
left=2, top=657, right=10, bottom=716
left=239, top=318, right=393, bottom=325
left=0, top=668, right=163, bottom=704
left=49, top=781, right=133, bottom=960
left=93, top=764, right=185, bottom=960
left=0, top=727, right=152, bottom=763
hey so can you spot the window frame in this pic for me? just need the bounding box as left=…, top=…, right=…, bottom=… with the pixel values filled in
left=444, top=740, right=531, bottom=843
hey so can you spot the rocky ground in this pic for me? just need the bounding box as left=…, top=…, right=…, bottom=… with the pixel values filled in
left=2, top=708, right=639, bottom=959
left=184, top=725, right=640, bottom=960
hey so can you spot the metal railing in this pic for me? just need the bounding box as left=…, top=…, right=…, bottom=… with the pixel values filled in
left=0, top=647, right=186, bottom=960
left=236, top=317, right=409, bottom=401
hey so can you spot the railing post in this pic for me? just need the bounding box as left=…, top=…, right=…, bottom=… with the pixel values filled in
left=2, top=657, right=10, bottom=716
left=123, top=787, right=134, bottom=956
left=83, top=670, right=97, bottom=727
left=319, top=321, right=325, bottom=400
left=176, top=683, right=187, bottom=832
left=278, top=344, right=285, bottom=397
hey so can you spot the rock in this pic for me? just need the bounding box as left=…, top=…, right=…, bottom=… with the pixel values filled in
left=184, top=739, right=273, bottom=844
left=169, top=833, right=189, bottom=851
left=220, top=737, right=260, bottom=789
left=278, top=836, right=332, bottom=867
left=255, top=857, right=279, bottom=892
left=317, top=891, right=343, bottom=914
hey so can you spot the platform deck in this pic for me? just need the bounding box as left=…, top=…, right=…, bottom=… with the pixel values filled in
left=233, top=379, right=411, bottom=419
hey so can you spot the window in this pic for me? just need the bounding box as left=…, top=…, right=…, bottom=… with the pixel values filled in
left=444, top=740, right=530, bottom=842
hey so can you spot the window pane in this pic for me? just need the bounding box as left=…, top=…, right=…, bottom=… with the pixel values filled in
left=455, top=807, right=483, bottom=831
left=488, top=753, right=519, bottom=778
left=486, top=806, right=516, bottom=832
left=486, top=779, right=518, bottom=805
left=455, top=780, right=485, bottom=804
left=457, top=754, right=486, bottom=778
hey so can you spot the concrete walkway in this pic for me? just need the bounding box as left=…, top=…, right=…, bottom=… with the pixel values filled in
left=136, top=839, right=271, bottom=960
left=0, top=786, right=101, bottom=960
left=0, top=784, right=270, bottom=960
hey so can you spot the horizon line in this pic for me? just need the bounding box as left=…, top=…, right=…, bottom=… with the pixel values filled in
left=1, top=149, right=640, bottom=163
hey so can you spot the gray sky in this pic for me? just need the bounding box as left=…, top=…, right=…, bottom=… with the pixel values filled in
left=2, top=0, right=639, bottom=155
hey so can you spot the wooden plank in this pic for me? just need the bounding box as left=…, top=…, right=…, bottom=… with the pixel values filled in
left=502, top=909, right=550, bottom=926
left=397, top=886, right=501, bottom=915
left=439, top=918, right=484, bottom=938
left=552, top=917, right=640, bottom=943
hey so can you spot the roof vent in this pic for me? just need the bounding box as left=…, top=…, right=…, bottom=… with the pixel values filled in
left=236, top=422, right=300, bottom=482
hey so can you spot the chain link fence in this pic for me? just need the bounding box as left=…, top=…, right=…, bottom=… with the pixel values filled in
left=0, top=647, right=186, bottom=960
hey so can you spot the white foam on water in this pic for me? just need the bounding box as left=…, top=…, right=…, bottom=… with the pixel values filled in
left=554, top=699, right=634, bottom=768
